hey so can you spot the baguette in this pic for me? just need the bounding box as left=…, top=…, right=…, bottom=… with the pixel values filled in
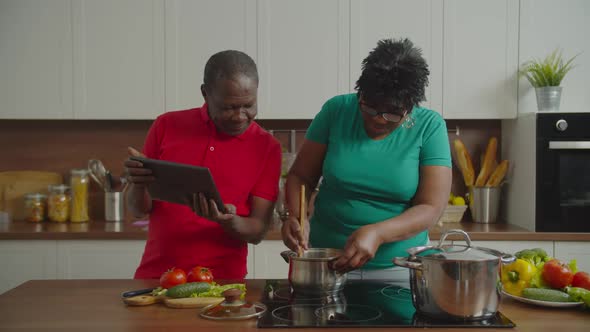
left=453, top=139, right=475, bottom=187
left=475, top=137, right=498, bottom=187
left=485, top=160, right=509, bottom=187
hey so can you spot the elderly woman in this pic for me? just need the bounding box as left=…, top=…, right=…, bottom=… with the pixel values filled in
left=282, top=38, right=452, bottom=283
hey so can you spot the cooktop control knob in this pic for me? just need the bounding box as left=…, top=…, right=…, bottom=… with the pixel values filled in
left=555, top=119, right=568, bottom=132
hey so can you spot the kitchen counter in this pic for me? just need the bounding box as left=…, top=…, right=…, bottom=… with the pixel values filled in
left=1, top=219, right=589, bottom=241
left=0, top=279, right=587, bottom=331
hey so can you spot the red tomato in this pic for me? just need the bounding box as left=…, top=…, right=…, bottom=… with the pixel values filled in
left=542, top=259, right=574, bottom=289
left=187, top=266, right=214, bottom=283
left=571, top=271, right=590, bottom=290
left=159, top=267, right=187, bottom=289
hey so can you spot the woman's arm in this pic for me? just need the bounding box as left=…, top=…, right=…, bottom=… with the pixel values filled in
left=281, top=139, right=327, bottom=251
left=374, top=165, right=452, bottom=242
left=332, top=165, right=452, bottom=272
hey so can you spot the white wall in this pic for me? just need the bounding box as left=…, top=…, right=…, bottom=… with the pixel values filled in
left=518, top=0, right=590, bottom=114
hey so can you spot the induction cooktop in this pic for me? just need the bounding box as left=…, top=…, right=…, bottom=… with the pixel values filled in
left=256, top=280, right=515, bottom=328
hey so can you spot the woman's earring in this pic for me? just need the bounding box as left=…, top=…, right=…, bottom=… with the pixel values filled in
left=403, top=115, right=415, bottom=129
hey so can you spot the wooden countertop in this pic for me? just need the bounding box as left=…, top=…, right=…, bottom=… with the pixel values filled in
left=1, top=219, right=590, bottom=241
left=0, top=279, right=587, bottom=331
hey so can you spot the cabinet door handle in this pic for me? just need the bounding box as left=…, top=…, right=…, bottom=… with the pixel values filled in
left=548, top=141, right=590, bottom=149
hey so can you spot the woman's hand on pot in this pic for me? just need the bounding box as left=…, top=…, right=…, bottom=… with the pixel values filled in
left=331, top=224, right=383, bottom=273
left=281, top=215, right=309, bottom=252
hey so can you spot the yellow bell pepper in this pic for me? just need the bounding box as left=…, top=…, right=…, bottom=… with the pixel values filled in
left=501, top=258, right=536, bottom=297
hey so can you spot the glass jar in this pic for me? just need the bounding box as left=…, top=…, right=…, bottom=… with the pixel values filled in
left=48, top=185, right=70, bottom=223
left=24, top=193, right=47, bottom=223
left=70, top=169, right=90, bottom=222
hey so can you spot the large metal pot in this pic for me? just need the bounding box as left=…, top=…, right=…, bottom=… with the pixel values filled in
left=280, top=248, right=347, bottom=294
left=393, top=230, right=515, bottom=321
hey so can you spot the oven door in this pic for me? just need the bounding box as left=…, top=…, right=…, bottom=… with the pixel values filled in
left=537, top=141, right=590, bottom=232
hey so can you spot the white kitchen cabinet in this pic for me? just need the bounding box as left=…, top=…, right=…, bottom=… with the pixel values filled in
left=256, top=0, right=349, bottom=119
left=554, top=242, right=590, bottom=273
left=0, top=0, right=73, bottom=119
left=518, top=0, right=590, bottom=114
left=350, top=0, right=443, bottom=114
left=72, top=0, right=165, bottom=119
left=442, top=0, right=519, bottom=119
left=165, top=0, right=256, bottom=112
left=252, top=240, right=290, bottom=279
left=0, top=240, right=58, bottom=294
left=468, top=240, right=554, bottom=258
left=56, top=240, right=145, bottom=279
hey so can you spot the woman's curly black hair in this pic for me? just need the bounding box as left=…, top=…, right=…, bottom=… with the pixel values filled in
left=355, top=38, right=429, bottom=110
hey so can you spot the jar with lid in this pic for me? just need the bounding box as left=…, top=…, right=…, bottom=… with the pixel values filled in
left=24, top=193, right=47, bottom=223
left=70, top=169, right=90, bottom=222
left=48, top=185, right=70, bottom=223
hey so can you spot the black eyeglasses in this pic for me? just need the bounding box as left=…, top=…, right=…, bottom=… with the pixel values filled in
left=359, top=102, right=407, bottom=123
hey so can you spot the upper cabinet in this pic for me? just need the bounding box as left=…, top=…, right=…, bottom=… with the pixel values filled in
left=72, top=0, right=165, bottom=119
left=0, top=0, right=73, bottom=119
left=350, top=0, right=443, bottom=114
left=256, top=0, right=349, bottom=119
left=442, top=0, right=519, bottom=119
left=165, top=0, right=256, bottom=112
left=3, top=0, right=562, bottom=120
left=518, top=0, right=590, bottom=114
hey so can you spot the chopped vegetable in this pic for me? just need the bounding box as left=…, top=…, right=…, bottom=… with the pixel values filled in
left=501, top=259, right=537, bottom=297
left=191, top=283, right=247, bottom=298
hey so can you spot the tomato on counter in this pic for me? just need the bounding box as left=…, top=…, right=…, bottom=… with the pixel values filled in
left=571, top=271, right=590, bottom=290
left=160, top=267, right=187, bottom=289
left=542, top=259, right=574, bottom=289
left=187, top=266, right=214, bottom=283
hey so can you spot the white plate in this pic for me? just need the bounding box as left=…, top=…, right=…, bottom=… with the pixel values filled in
left=501, top=290, right=583, bottom=308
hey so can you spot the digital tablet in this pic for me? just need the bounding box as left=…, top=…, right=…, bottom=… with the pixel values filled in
left=130, top=156, right=226, bottom=213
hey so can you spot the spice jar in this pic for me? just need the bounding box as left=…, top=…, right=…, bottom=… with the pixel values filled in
left=48, top=185, right=70, bottom=223
left=24, top=193, right=47, bottom=222
left=70, top=169, right=90, bottom=222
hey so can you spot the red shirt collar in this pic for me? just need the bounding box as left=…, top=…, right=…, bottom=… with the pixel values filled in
left=199, top=103, right=255, bottom=141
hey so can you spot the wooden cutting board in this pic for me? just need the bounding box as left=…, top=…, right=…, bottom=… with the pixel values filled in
left=0, top=171, right=63, bottom=221
left=122, top=295, right=223, bottom=308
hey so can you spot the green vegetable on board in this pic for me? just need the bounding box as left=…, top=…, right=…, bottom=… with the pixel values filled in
left=166, top=282, right=212, bottom=298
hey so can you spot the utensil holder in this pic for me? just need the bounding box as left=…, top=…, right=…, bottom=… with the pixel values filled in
left=469, top=187, right=501, bottom=223
left=105, top=191, right=124, bottom=222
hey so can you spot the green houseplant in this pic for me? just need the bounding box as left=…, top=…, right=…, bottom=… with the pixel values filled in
left=520, top=49, right=578, bottom=111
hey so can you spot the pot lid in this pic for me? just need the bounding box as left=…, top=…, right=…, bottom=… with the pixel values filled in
left=410, top=230, right=514, bottom=263
left=200, top=288, right=267, bottom=321
left=422, top=245, right=500, bottom=261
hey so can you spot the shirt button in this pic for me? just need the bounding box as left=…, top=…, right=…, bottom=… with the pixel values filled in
left=209, top=146, right=214, bottom=151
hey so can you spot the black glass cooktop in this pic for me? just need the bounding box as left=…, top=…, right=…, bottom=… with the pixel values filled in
left=257, top=280, right=515, bottom=328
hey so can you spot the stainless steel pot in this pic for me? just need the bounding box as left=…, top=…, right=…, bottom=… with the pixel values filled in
left=280, top=248, right=347, bottom=294
left=393, top=229, right=515, bottom=321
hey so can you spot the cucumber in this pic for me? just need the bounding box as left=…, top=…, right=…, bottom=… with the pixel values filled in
left=521, top=288, right=573, bottom=302
left=166, top=282, right=211, bottom=298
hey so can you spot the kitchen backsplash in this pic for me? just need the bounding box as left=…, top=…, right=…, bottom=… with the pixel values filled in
left=0, top=119, right=500, bottom=220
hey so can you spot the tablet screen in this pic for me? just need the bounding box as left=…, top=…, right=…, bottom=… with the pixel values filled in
left=130, top=157, right=226, bottom=213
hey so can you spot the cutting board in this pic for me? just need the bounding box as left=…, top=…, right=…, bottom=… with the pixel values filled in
left=0, top=171, right=63, bottom=221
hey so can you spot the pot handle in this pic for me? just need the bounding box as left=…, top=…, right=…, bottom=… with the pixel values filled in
left=280, top=250, right=295, bottom=263
left=393, top=257, right=423, bottom=271
left=473, top=246, right=516, bottom=264
left=438, top=229, right=472, bottom=247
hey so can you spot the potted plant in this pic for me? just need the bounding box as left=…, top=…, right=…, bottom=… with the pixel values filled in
left=520, top=48, right=578, bottom=111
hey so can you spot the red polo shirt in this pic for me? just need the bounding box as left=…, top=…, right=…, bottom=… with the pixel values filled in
left=134, top=104, right=281, bottom=280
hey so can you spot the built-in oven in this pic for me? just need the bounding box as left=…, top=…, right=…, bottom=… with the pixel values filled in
left=536, top=113, right=590, bottom=232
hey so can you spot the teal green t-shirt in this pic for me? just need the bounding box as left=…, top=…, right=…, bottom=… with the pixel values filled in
left=306, top=93, right=451, bottom=269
